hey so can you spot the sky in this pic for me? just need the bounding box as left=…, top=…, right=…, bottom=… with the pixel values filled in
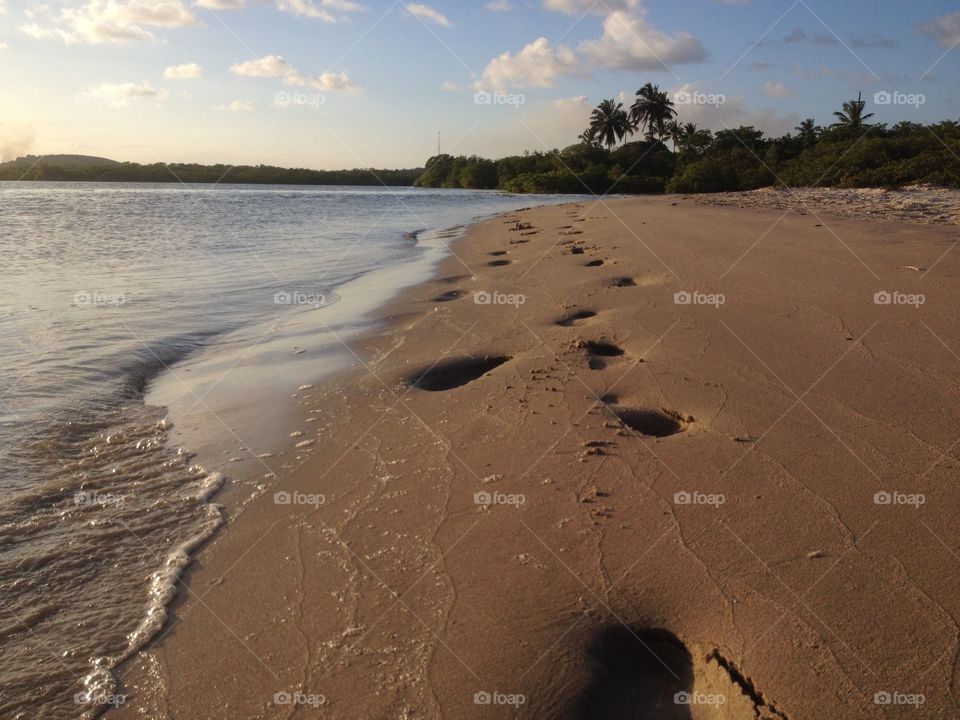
left=0, top=0, right=958, bottom=169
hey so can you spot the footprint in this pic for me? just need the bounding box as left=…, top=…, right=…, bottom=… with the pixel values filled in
left=578, top=340, right=624, bottom=370
left=611, top=277, right=636, bottom=288
left=571, top=626, right=694, bottom=720
left=585, top=259, right=605, bottom=267
left=409, top=355, right=511, bottom=391
left=490, top=250, right=509, bottom=257
left=431, top=290, right=464, bottom=302
left=488, top=259, right=512, bottom=267
left=556, top=310, right=597, bottom=327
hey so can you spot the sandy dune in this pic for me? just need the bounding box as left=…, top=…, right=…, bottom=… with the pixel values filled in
left=113, top=195, right=960, bottom=719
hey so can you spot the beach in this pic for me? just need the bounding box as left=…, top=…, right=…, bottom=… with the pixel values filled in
left=111, top=194, right=960, bottom=719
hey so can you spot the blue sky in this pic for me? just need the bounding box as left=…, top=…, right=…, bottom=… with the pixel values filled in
left=1, top=0, right=957, bottom=169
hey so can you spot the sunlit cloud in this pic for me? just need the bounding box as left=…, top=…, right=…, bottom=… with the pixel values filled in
left=917, top=11, right=960, bottom=48
left=482, top=37, right=582, bottom=92
left=80, top=81, right=169, bottom=107
left=762, top=80, right=793, bottom=98
left=164, top=63, right=202, bottom=79
left=580, top=9, right=706, bottom=70
left=405, top=3, right=450, bottom=27
left=276, top=0, right=363, bottom=22
left=215, top=100, right=254, bottom=111
left=20, top=0, right=199, bottom=44
left=231, top=55, right=360, bottom=91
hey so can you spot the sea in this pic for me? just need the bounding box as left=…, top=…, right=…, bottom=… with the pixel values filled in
left=0, top=182, right=578, bottom=719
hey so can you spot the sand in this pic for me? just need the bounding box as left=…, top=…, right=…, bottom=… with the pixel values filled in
left=111, top=195, right=960, bottom=719
left=694, top=185, right=960, bottom=226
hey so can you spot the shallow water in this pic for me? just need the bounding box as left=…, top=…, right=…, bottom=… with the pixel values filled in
left=0, top=182, right=575, bottom=719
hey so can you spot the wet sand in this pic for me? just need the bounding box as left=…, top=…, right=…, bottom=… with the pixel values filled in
left=112, top=195, right=960, bottom=719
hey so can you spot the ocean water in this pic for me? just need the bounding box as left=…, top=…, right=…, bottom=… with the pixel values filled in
left=0, top=182, right=575, bottom=719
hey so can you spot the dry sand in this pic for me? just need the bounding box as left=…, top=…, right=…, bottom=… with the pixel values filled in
left=694, top=185, right=960, bottom=226
left=112, top=195, right=960, bottom=719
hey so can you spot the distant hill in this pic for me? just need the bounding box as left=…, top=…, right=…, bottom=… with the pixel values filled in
left=0, top=155, right=423, bottom=186
left=3, top=154, right=121, bottom=169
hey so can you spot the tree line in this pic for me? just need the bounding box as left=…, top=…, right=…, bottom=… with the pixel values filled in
left=416, top=85, right=960, bottom=193
left=0, top=160, right=422, bottom=186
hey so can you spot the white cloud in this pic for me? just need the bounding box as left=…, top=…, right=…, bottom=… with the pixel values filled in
left=0, top=1, right=7, bottom=15
left=231, top=54, right=359, bottom=91
left=580, top=9, right=706, bottom=70
left=482, top=37, right=582, bottom=92
left=671, top=83, right=797, bottom=136
left=917, top=11, right=960, bottom=48
left=82, top=81, right=169, bottom=107
left=20, top=0, right=199, bottom=44
left=197, top=0, right=245, bottom=7
left=762, top=80, right=793, bottom=97
left=0, top=42, right=7, bottom=50
left=164, top=62, right=202, bottom=79
left=216, top=100, right=253, bottom=111
left=406, top=3, right=450, bottom=27
left=276, top=0, right=362, bottom=21
left=485, top=0, right=514, bottom=11
left=544, top=0, right=638, bottom=14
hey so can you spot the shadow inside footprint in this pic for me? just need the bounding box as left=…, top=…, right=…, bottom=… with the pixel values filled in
left=489, top=259, right=512, bottom=267
left=556, top=310, right=597, bottom=327
left=490, top=250, right=508, bottom=256
left=571, top=626, right=693, bottom=720
left=431, top=290, right=464, bottom=302
left=612, top=277, right=636, bottom=287
left=615, top=408, right=685, bottom=437
left=585, top=259, right=605, bottom=267
left=409, top=355, right=511, bottom=391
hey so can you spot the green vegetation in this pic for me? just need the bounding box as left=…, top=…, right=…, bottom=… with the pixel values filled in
left=0, top=157, right=421, bottom=186
left=6, top=90, right=959, bottom=194
left=417, top=88, right=960, bottom=194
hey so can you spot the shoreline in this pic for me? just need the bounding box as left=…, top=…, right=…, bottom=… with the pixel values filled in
left=113, top=194, right=959, bottom=719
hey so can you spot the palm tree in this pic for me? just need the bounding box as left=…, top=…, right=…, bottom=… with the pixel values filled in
left=630, top=83, right=677, bottom=142
left=831, top=93, right=874, bottom=130
left=795, top=118, right=818, bottom=147
left=585, top=99, right=632, bottom=149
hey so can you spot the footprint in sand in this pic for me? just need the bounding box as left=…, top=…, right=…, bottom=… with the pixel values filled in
left=488, top=259, right=512, bottom=267
left=600, top=394, right=688, bottom=437
left=578, top=339, right=625, bottom=370
left=431, top=290, right=464, bottom=302
left=408, top=355, right=511, bottom=391
left=585, top=259, right=605, bottom=267
left=611, top=277, right=636, bottom=288
left=569, top=626, right=785, bottom=719
left=556, top=310, right=597, bottom=327
left=490, top=250, right=508, bottom=256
